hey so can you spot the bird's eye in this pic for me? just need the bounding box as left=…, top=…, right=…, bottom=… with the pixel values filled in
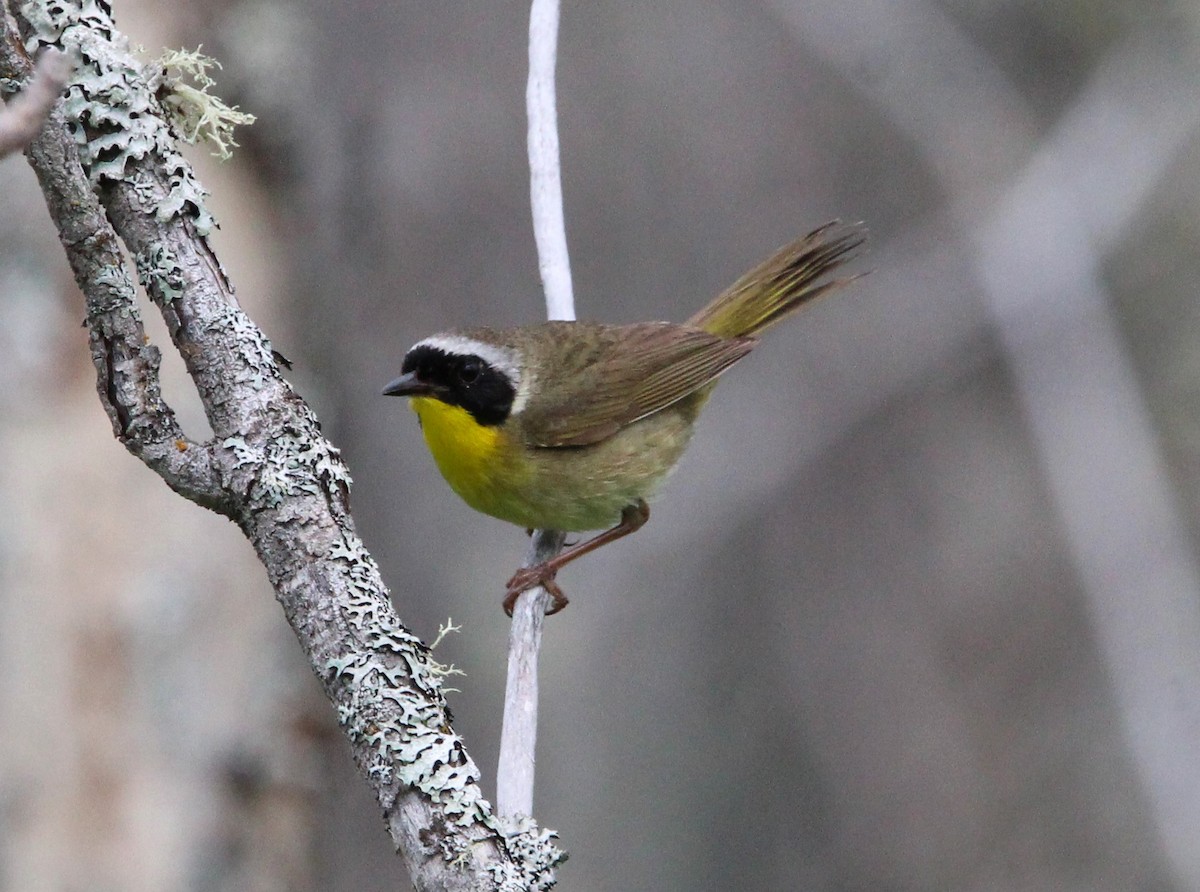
left=459, top=358, right=482, bottom=385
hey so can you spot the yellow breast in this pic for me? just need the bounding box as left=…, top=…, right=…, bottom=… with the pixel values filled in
left=410, top=396, right=525, bottom=521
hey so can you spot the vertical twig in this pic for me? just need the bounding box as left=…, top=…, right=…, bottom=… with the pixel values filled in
left=497, top=529, right=567, bottom=818
left=497, top=0, right=574, bottom=821
left=525, top=0, right=574, bottom=322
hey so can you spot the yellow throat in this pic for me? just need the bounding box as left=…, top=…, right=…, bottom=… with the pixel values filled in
left=410, top=395, right=513, bottom=513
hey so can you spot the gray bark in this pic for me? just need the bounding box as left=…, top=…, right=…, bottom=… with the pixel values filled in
left=1, top=2, right=562, bottom=889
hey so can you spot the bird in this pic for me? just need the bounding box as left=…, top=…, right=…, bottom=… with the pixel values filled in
left=383, top=222, right=864, bottom=615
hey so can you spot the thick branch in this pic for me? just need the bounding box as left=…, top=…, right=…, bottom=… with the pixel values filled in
left=0, top=31, right=222, bottom=507
left=4, top=2, right=562, bottom=888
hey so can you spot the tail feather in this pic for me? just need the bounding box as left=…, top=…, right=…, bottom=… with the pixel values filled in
left=687, top=221, right=866, bottom=339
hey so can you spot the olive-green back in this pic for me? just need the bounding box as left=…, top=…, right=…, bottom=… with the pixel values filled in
left=470, top=222, right=863, bottom=449
left=504, top=321, right=753, bottom=447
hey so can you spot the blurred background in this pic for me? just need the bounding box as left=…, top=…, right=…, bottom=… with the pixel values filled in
left=3, top=0, right=1200, bottom=889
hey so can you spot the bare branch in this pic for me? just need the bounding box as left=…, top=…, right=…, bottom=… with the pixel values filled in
left=526, top=0, right=573, bottom=321
left=0, top=45, right=66, bottom=158
left=497, top=529, right=566, bottom=818
left=498, top=0, right=573, bottom=825
left=4, top=2, right=562, bottom=888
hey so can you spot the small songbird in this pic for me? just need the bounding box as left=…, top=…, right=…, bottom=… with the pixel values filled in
left=383, top=222, right=864, bottom=615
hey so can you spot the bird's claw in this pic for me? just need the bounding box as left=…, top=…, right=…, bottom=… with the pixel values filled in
left=504, top=563, right=569, bottom=617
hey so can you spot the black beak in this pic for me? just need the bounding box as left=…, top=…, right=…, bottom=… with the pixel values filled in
left=382, top=372, right=433, bottom=397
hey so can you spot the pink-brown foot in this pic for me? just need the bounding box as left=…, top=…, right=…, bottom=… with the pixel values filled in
left=503, top=563, right=570, bottom=616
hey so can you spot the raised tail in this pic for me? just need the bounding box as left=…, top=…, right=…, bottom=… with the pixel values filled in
left=687, top=221, right=866, bottom=339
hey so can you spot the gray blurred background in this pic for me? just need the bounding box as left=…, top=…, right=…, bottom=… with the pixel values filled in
left=3, top=0, right=1200, bottom=889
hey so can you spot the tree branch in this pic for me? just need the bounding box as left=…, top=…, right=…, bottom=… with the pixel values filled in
left=0, top=43, right=66, bottom=157
left=525, top=0, right=573, bottom=321
left=2, top=2, right=562, bottom=888
left=497, top=0, right=573, bottom=823
left=497, top=529, right=566, bottom=818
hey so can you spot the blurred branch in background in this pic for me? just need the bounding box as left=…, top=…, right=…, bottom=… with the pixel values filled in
left=778, top=1, right=1200, bottom=886
left=0, top=47, right=67, bottom=158
left=974, top=47, right=1200, bottom=888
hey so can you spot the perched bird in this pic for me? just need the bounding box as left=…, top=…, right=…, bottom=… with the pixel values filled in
left=384, top=222, right=864, bottom=615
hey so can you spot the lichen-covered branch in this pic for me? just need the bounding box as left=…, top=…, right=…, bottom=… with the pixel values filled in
left=1, top=1, right=562, bottom=888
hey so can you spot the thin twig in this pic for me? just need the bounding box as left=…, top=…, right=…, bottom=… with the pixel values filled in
left=497, top=0, right=574, bottom=823
left=497, top=529, right=567, bottom=818
left=0, top=46, right=67, bottom=158
left=526, top=0, right=574, bottom=322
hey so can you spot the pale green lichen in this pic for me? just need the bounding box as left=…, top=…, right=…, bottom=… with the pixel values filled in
left=220, top=430, right=332, bottom=509
left=153, top=47, right=254, bottom=161
left=491, top=816, right=564, bottom=891
left=221, top=435, right=257, bottom=467
left=20, top=0, right=225, bottom=234
left=203, top=306, right=277, bottom=386
left=134, top=244, right=184, bottom=302
left=427, top=619, right=465, bottom=691
left=314, top=441, right=353, bottom=489
left=322, top=534, right=564, bottom=883
left=89, top=265, right=140, bottom=313
left=225, top=397, right=565, bottom=884
left=430, top=617, right=462, bottom=650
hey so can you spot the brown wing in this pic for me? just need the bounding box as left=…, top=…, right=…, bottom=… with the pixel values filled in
left=518, top=321, right=755, bottom=448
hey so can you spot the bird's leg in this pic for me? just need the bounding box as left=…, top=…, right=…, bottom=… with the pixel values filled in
left=504, top=500, right=651, bottom=616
